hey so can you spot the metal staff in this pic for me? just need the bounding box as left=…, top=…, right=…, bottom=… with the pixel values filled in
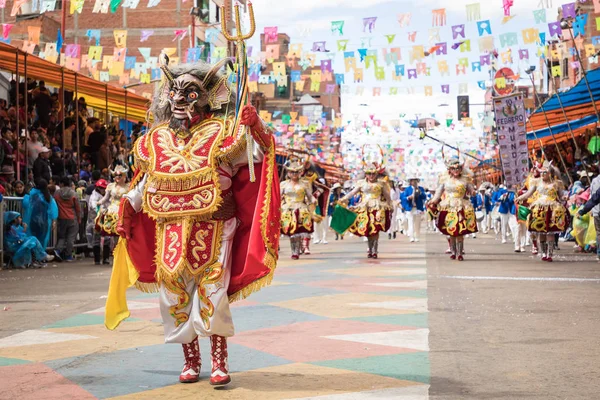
left=525, top=71, right=573, bottom=185
left=561, top=19, right=600, bottom=143
left=419, top=129, right=502, bottom=171
left=221, top=2, right=256, bottom=182
left=530, top=65, right=592, bottom=185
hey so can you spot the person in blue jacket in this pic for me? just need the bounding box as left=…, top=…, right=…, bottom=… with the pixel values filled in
left=483, top=188, right=493, bottom=234
left=497, top=185, right=516, bottom=244
left=4, top=211, right=55, bottom=268
left=491, top=185, right=506, bottom=237
left=491, top=185, right=510, bottom=242
left=22, top=179, right=59, bottom=250
left=470, top=192, right=483, bottom=238
left=400, top=177, right=427, bottom=242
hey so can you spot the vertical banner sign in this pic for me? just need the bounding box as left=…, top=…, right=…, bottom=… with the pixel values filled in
left=493, top=93, right=529, bottom=186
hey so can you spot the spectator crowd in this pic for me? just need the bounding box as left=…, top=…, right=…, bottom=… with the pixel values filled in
left=0, top=78, right=146, bottom=268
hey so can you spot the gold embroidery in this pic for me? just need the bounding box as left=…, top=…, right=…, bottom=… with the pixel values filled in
left=149, top=190, right=215, bottom=212
left=197, top=262, right=225, bottom=331
left=167, top=231, right=179, bottom=264
left=192, top=229, right=209, bottom=261
left=156, top=128, right=212, bottom=173
left=141, top=119, right=226, bottom=220
left=165, top=276, right=190, bottom=327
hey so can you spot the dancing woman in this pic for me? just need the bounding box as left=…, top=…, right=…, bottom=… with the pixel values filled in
left=516, top=161, right=568, bottom=262
left=340, top=162, right=392, bottom=259
left=280, top=157, right=317, bottom=260
left=96, top=165, right=129, bottom=236
left=428, top=156, right=477, bottom=261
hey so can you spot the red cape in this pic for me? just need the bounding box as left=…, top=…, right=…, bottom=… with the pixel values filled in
left=125, top=143, right=280, bottom=301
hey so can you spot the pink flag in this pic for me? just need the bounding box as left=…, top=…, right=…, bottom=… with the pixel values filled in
left=2, top=24, right=13, bottom=39
left=503, top=0, right=513, bottom=16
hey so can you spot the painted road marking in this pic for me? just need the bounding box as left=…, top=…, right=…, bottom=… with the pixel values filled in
left=0, top=330, right=96, bottom=349
left=437, top=275, right=600, bottom=283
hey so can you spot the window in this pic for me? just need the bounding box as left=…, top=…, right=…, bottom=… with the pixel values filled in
left=562, top=58, right=569, bottom=79
left=276, top=85, right=288, bottom=99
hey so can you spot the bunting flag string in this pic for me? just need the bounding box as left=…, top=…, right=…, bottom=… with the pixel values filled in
left=0, top=0, right=593, bottom=99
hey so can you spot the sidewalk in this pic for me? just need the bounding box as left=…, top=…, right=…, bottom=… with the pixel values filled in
left=0, top=235, right=430, bottom=400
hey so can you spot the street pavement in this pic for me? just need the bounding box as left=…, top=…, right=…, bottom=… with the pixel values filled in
left=0, top=229, right=598, bottom=399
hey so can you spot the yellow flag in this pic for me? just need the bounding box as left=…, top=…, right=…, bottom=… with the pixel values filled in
left=105, top=239, right=140, bottom=330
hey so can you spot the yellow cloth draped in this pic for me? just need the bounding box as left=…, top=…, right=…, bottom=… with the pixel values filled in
left=570, top=206, right=597, bottom=248
left=104, top=239, right=140, bottom=330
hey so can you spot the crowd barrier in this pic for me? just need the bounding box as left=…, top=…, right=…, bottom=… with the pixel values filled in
left=0, top=196, right=89, bottom=268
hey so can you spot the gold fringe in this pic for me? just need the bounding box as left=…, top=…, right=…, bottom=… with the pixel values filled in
left=134, top=281, right=160, bottom=293
left=228, top=251, right=277, bottom=303
left=218, top=123, right=248, bottom=166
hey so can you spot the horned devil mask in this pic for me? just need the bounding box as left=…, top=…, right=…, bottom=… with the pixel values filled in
left=156, top=54, right=233, bottom=123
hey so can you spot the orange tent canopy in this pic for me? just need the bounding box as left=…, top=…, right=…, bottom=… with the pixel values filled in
left=0, top=42, right=149, bottom=122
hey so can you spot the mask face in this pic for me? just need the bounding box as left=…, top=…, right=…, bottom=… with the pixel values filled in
left=168, top=74, right=208, bottom=121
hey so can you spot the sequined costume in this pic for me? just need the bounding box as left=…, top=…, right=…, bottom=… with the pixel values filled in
left=280, top=157, right=315, bottom=259
left=517, top=161, right=567, bottom=262
left=104, top=56, right=281, bottom=387
left=521, top=179, right=568, bottom=232
left=341, top=176, right=392, bottom=258
left=432, top=174, right=478, bottom=237
left=280, top=181, right=315, bottom=236
left=429, top=156, right=476, bottom=261
left=97, top=175, right=129, bottom=236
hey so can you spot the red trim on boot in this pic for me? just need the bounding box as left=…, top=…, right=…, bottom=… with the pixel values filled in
left=180, top=339, right=201, bottom=383
left=210, top=335, right=231, bottom=386
left=302, top=238, right=311, bottom=255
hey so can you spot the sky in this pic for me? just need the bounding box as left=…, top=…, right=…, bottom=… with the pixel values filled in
left=246, top=0, right=575, bottom=118
left=243, top=0, right=577, bottom=180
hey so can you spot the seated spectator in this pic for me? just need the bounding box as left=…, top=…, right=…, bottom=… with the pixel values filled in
left=22, top=179, right=58, bottom=250
left=50, top=146, right=66, bottom=177
left=49, top=175, right=59, bottom=196
left=62, top=117, right=76, bottom=152
left=4, top=211, right=54, bottom=268
left=64, top=151, right=77, bottom=177
left=0, top=127, right=15, bottom=172
left=27, top=129, right=44, bottom=167
left=32, top=81, right=53, bottom=129
left=0, top=166, right=14, bottom=188
left=80, top=162, right=92, bottom=182
left=33, top=146, right=52, bottom=184
left=13, top=180, right=27, bottom=198
left=76, top=180, right=87, bottom=200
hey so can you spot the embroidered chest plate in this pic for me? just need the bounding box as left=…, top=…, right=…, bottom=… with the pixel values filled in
left=141, top=120, right=226, bottom=219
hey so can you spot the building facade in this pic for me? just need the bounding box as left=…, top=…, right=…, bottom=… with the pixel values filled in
left=2, top=0, right=233, bottom=97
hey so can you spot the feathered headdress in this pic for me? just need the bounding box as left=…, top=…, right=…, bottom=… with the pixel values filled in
left=536, top=160, right=553, bottom=173
left=284, top=156, right=305, bottom=173
left=110, top=165, right=129, bottom=176
left=362, top=145, right=385, bottom=174
left=442, top=145, right=464, bottom=168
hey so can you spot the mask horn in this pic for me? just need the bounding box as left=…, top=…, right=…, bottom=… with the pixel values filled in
left=202, top=57, right=234, bottom=87
left=159, top=53, right=175, bottom=84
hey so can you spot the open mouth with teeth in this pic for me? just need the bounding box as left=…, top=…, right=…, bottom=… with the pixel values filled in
left=172, top=101, right=198, bottom=120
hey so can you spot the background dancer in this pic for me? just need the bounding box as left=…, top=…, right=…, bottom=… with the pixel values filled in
left=281, top=157, right=316, bottom=259
left=517, top=161, right=568, bottom=262
left=340, top=160, right=392, bottom=259
left=428, top=156, right=477, bottom=261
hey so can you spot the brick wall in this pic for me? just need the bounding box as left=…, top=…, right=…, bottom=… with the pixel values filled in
left=2, top=0, right=222, bottom=96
